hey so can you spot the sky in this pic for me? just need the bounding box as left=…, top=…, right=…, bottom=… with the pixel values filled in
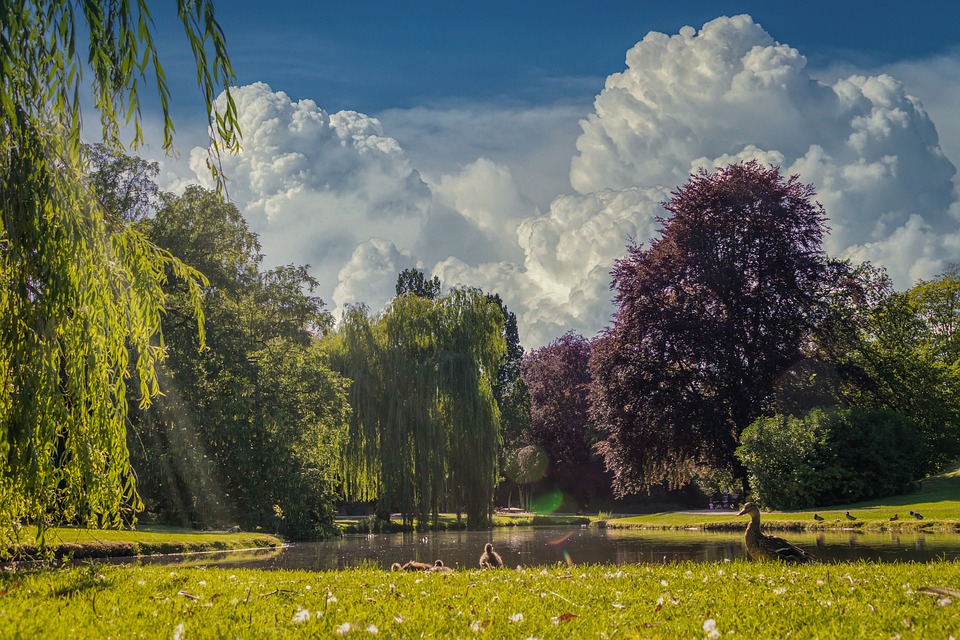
left=138, top=1, right=960, bottom=348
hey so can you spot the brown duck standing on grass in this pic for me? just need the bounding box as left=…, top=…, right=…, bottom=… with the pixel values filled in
left=479, top=543, right=503, bottom=569
left=430, top=560, right=454, bottom=573
left=737, top=502, right=816, bottom=564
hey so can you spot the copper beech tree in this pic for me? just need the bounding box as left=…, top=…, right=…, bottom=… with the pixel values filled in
left=590, top=162, right=844, bottom=496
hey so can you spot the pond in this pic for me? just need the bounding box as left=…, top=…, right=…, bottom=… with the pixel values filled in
left=103, top=527, right=960, bottom=570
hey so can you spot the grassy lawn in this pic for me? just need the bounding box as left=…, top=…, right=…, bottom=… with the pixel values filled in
left=608, top=466, right=960, bottom=532
left=8, top=525, right=282, bottom=560
left=2, top=561, right=958, bottom=638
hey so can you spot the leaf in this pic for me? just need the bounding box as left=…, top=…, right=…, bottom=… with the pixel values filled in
left=557, top=613, right=577, bottom=622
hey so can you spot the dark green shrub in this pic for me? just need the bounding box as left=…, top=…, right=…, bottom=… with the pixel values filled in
left=736, top=408, right=923, bottom=509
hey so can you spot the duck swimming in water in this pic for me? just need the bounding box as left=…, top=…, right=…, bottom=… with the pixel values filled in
left=737, top=502, right=816, bottom=564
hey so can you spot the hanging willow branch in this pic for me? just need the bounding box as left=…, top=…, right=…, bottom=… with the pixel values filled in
left=328, top=288, right=506, bottom=529
left=0, top=0, right=239, bottom=549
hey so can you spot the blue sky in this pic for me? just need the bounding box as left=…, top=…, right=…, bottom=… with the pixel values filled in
left=157, top=1, right=960, bottom=113
left=144, top=2, right=960, bottom=347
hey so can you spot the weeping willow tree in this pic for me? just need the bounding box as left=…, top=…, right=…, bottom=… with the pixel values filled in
left=1, top=1, right=240, bottom=547
left=325, top=288, right=506, bottom=528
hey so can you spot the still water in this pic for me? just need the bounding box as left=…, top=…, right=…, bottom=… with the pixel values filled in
left=105, top=527, right=960, bottom=570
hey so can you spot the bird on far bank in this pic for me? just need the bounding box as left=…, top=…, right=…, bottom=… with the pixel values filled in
left=845, top=511, right=857, bottom=521
left=813, top=513, right=824, bottom=521
left=479, top=543, right=503, bottom=569
left=737, top=502, right=816, bottom=564
left=890, top=514, right=899, bottom=521
left=912, top=510, right=924, bottom=520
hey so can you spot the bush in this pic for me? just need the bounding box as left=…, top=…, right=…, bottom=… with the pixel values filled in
left=736, top=408, right=923, bottom=509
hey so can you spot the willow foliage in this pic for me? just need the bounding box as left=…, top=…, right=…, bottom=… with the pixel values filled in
left=1, top=1, right=239, bottom=546
left=327, top=288, right=506, bottom=528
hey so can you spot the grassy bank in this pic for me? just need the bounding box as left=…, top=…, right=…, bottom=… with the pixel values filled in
left=338, top=513, right=590, bottom=533
left=2, top=561, right=958, bottom=638
left=8, top=525, right=282, bottom=561
left=607, top=466, right=960, bottom=533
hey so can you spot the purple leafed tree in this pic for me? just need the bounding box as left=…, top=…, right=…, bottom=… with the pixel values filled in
left=589, top=161, right=836, bottom=496
left=521, top=331, right=594, bottom=470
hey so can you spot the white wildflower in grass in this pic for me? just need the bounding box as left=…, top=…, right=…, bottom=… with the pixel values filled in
left=292, top=609, right=311, bottom=623
left=197, top=581, right=206, bottom=587
left=137, top=580, right=146, bottom=586
left=470, top=620, right=483, bottom=633
left=173, top=623, right=185, bottom=640
left=703, top=618, right=720, bottom=639
left=660, top=579, right=669, bottom=586
left=612, top=603, right=625, bottom=610
left=305, top=585, right=312, bottom=590
left=366, top=624, right=379, bottom=633
left=816, top=580, right=825, bottom=586
left=327, top=595, right=338, bottom=604
left=551, top=617, right=560, bottom=625
left=510, top=613, right=524, bottom=623
left=335, top=622, right=352, bottom=636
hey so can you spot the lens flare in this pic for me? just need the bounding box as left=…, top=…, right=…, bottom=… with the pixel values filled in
left=529, top=489, right=564, bottom=514
left=548, top=532, right=574, bottom=546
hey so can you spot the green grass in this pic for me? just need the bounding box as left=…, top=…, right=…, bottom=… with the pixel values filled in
left=9, top=525, right=282, bottom=560
left=609, top=465, right=960, bottom=533
left=1, top=561, right=958, bottom=638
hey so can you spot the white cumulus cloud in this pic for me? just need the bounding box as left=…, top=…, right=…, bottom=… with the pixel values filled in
left=571, top=15, right=959, bottom=287
left=188, top=82, right=431, bottom=305
left=185, top=16, right=960, bottom=347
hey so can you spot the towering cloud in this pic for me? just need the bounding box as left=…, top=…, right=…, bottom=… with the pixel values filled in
left=186, top=16, right=960, bottom=347
left=571, top=16, right=958, bottom=283
left=188, top=82, right=432, bottom=305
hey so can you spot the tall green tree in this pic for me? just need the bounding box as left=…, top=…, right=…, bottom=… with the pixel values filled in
left=131, top=187, right=348, bottom=538
left=838, top=277, right=960, bottom=473
left=590, top=162, right=845, bottom=496
left=1, top=1, right=238, bottom=543
left=326, top=288, right=505, bottom=528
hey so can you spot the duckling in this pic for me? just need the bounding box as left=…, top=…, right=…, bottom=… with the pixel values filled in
left=479, top=542, right=503, bottom=569
left=889, top=514, right=899, bottom=521
left=813, top=513, right=824, bottom=521
left=401, top=560, right=433, bottom=571
left=429, top=559, right=454, bottom=574
left=737, top=502, right=816, bottom=564
left=845, top=511, right=857, bottom=521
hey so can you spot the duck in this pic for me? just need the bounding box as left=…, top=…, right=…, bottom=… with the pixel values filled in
left=737, top=502, right=816, bottom=564
left=400, top=560, right=433, bottom=571
left=813, top=513, right=824, bottom=521
left=889, top=514, right=899, bottom=521
left=429, top=560, right=454, bottom=574
left=845, top=511, right=857, bottom=521
left=479, top=542, right=503, bottom=569
left=912, top=511, right=924, bottom=520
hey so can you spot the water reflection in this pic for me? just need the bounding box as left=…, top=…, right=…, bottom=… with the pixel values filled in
left=98, top=527, right=960, bottom=571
